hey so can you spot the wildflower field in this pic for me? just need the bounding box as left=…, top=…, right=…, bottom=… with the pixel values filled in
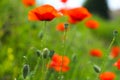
left=0, top=0, right=120, bottom=80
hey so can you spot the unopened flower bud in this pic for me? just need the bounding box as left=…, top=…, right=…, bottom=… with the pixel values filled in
left=38, top=31, right=43, bottom=39
left=113, top=30, right=118, bottom=37
left=23, top=64, right=30, bottom=79
left=72, top=53, right=77, bottom=62
left=36, top=50, right=42, bottom=57
left=64, top=23, right=69, bottom=30
left=42, top=48, right=50, bottom=58
left=49, top=50, right=55, bottom=58
left=93, top=64, right=101, bottom=73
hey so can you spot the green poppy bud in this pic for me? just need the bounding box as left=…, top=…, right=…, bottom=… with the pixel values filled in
left=64, top=23, right=69, bottom=30
left=49, top=50, right=55, bottom=58
left=113, top=30, right=118, bottom=37
left=72, top=53, right=77, bottom=62
left=42, top=48, right=50, bottom=58
left=38, top=31, right=43, bottom=39
left=23, top=64, right=30, bottom=79
left=93, top=64, right=101, bottom=73
left=36, top=50, right=42, bottom=57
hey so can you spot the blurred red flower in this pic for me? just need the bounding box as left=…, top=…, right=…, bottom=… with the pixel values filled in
left=90, top=49, right=102, bottom=57
left=68, top=17, right=77, bottom=24
left=109, top=46, right=120, bottom=59
left=56, top=23, right=68, bottom=32
left=66, top=7, right=91, bottom=24
left=28, top=4, right=61, bottom=21
left=61, top=0, right=67, bottom=3
left=22, top=0, right=35, bottom=7
left=56, top=23, right=65, bottom=31
left=85, top=20, right=99, bottom=29
left=59, top=8, right=68, bottom=15
left=114, top=59, right=120, bottom=70
left=99, top=72, right=116, bottom=80
left=48, top=54, right=70, bottom=72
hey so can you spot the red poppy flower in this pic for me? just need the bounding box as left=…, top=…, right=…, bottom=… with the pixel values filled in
left=59, top=8, right=68, bottom=15
left=66, top=7, right=91, bottom=24
left=99, top=72, right=116, bottom=80
left=85, top=20, right=99, bottom=29
left=28, top=4, right=61, bottom=21
left=114, top=59, right=120, bottom=70
left=61, top=0, right=67, bottom=3
left=48, top=54, right=70, bottom=72
left=59, top=8, right=77, bottom=24
left=68, top=17, right=77, bottom=24
left=109, top=46, right=120, bottom=59
left=22, top=0, right=35, bottom=7
left=90, top=49, right=102, bottom=57
left=56, top=23, right=68, bottom=31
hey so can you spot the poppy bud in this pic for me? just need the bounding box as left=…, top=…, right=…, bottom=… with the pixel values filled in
left=42, top=48, right=50, bottom=58
left=49, top=50, right=55, bottom=58
left=36, top=50, right=42, bottom=57
left=64, top=23, right=69, bottom=30
left=38, top=31, right=43, bottom=39
left=72, top=53, right=77, bottom=62
left=23, top=64, right=30, bottom=79
left=93, top=64, right=101, bottom=73
left=113, top=30, right=118, bottom=37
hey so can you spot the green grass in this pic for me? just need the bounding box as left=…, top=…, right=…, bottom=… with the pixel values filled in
left=0, top=0, right=120, bottom=80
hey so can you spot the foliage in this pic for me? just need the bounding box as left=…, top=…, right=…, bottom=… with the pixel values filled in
left=0, top=0, right=120, bottom=80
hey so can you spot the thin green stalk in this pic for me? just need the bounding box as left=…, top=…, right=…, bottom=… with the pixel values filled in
left=40, top=56, right=45, bottom=80
left=63, top=29, right=67, bottom=55
left=95, top=73, right=99, bottom=80
left=43, top=58, right=51, bottom=80
left=59, top=28, right=67, bottom=80
left=40, top=21, right=47, bottom=80
left=108, top=36, right=116, bottom=50
left=102, top=36, right=116, bottom=72
left=39, top=21, right=47, bottom=48
left=31, top=57, right=41, bottom=80
left=43, top=21, right=47, bottom=47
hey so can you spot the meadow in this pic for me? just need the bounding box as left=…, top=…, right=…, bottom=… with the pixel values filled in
left=0, top=0, right=120, bottom=80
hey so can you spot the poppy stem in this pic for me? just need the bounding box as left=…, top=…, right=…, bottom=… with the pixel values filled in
left=39, top=21, right=47, bottom=48
left=41, top=54, right=45, bottom=80
left=96, top=73, right=99, bottom=80
left=39, top=21, right=47, bottom=80
left=32, top=57, right=41, bottom=79
left=44, top=21, right=47, bottom=46
left=63, top=29, right=67, bottom=55
left=102, top=35, right=116, bottom=72
left=62, top=23, right=69, bottom=56
left=59, top=23, right=68, bottom=80
left=44, top=21, right=47, bottom=44
left=108, top=36, right=116, bottom=50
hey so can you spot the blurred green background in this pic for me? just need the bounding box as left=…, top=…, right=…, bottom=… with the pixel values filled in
left=0, top=0, right=120, bottom=80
